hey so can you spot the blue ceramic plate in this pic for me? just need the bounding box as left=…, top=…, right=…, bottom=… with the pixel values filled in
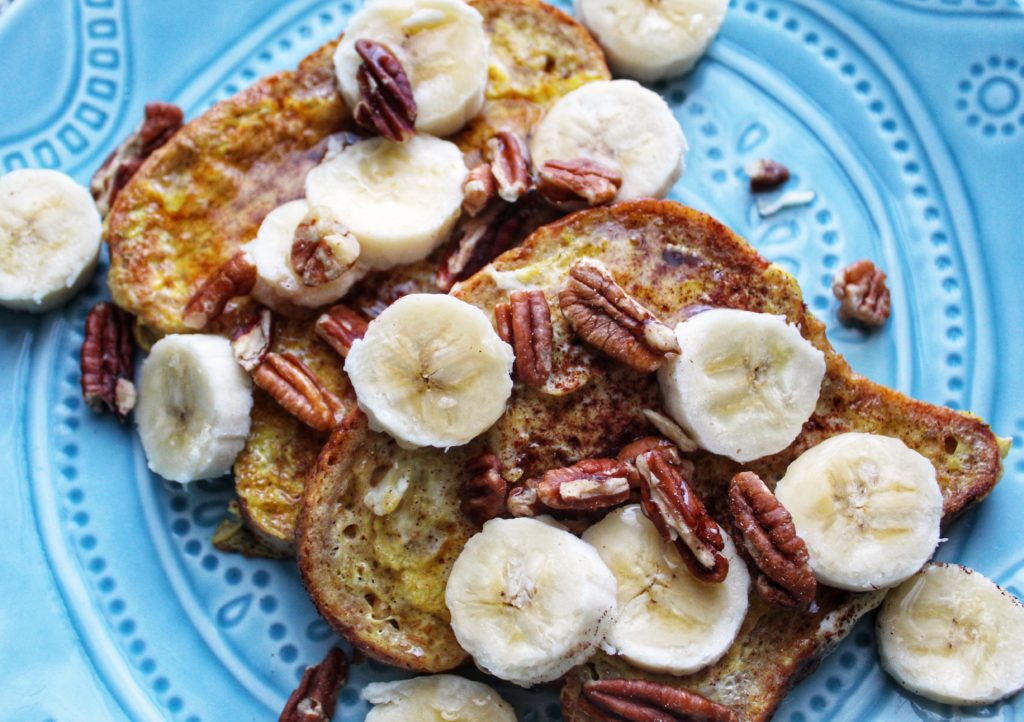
left=2, top=0, right=1023, bottom=720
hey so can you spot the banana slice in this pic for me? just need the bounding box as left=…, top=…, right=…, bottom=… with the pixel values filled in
left=0, top=168, right=102, bottom=312
left=529, top=80, right=687, bottom=201
left=305, top=135, right=467, bottom=270
left=657, top=308, right=825, bottom=463
left=333, top=0, right=489, bottom=138
left=775, top=433, right=943, bottom=592
left=583, top=504, right=749, bottom=675
left=243, top=199, right=365, bottom=311
left=878, top=564, right=1024, bottom=706
left=345, top=293, right=513, bottom=449
left=363, top=675, right=517, bottom=721
left=575, top=0, right=728, bottom=82
left=135, top=334, right=254, bottom=483
left=445, top=517, right=618, bottom=687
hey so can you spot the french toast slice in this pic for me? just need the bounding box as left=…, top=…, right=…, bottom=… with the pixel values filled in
left=105, top=40, right=346, bottom=338
left=298, top=198, right=1001, bottom=688
left=448, top=199, right=1003, bottom=721
left=297, top=411, right=482, bottom=671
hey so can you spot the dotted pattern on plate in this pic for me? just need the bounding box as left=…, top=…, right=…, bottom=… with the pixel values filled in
left=5, top=0, right=1021, bottom=720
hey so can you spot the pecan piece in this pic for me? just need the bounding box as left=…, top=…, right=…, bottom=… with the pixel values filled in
left=182, top=251, right=257, bottom=330
left=315, top=303, right=369, bottom=359
left=278, top=647, right=348, bottom=722
left=581, top=679, right=738, bottom=722
left=231, top=306, right=274, bottom=372
left=508, top=459, right=630, bottom=517
left=494, top=290, right=553, bottom=387
left=80, top=302, right=136, bottom=420
left=461, top=453, right=507, bottom=525
left=290, top=206, right=360, bottom=287
left=487, top=130, right=531, bottom=203
left=617, top=436, right=692, bottom=488
left=91, top=101, right=184, bottom=216
left=252, top=353, right=348, bottom=432
left=729, top=471, right=816, bottom=609
left=745, top=158, right=790, bottom=193
left=636, top=449, right=728, bottom=583
left=537, top=158, right=622, bottom=207
left=559, top=258, right=680, bottom=373
left=506, top=484, right=542, bottom=518
left=462, top=163, right=497, bottom=216
left=435, top=196, right=556, bottom=292
left=436, top=205, right=502, bottom=291
left=352, top=39, right=417, bottom=142
left=832, top=259, right=891, bottom=328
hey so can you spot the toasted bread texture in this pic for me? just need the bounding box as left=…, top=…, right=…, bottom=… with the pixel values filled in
left=233, top=316, right=352, bottom=551
left=450, top=200, right=1002, bottom=722
left=296, top=411, right=481, bottom=671
left=106, top=40, right=346, bottom=337
left=105, top=0, right=608, bottom=339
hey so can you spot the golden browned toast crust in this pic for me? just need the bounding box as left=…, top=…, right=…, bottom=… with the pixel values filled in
left=296, top=411, right=480, bottom=672
left=456, top=0, right=609, bottom=158
left=476, top=0, right=608, bottom=102
left=450, top=200, right=1001, bottom=722
left=106, top=41, right=346, bottom=336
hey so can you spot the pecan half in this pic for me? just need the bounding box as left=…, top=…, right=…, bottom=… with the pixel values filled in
left=508, top=459, right=630, bottom=517
left=278, top=647, right=348, bottom=722
left=729, top=471, right=816, bottom=609
left=91, top=102, right=184, bottom=216
left=617, top=436, right=692, bottom=488
left=290, top=206, right=360, bottom=287
left=832, top=259, right=891, bottom=328
left=315, top=303, right=369, bottom=359
left=80, top=302, right=136, bottom=420
left=537, top=158, right=622, bottom=207
left=182, top=251, right=257, bottom=330
left=352, top=39, right=416, bottom=142
left=580, top=679, right=738, bottom=722
left=487, top=130, right=531, bottom=203
left=494, top=290, right=553, bottom=387
left=745, top=158, right=790, bottom=193
left=231, top=306, right=274, bottom=372
left=252, top=353, right=348, bottom=432
left=559, top=258, right=680, bottom=373
left=461, top=453, right=507, bottom=525
left=636, top=449, right=728, bottom=583
left=463, top=163, right=497, bottom=216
